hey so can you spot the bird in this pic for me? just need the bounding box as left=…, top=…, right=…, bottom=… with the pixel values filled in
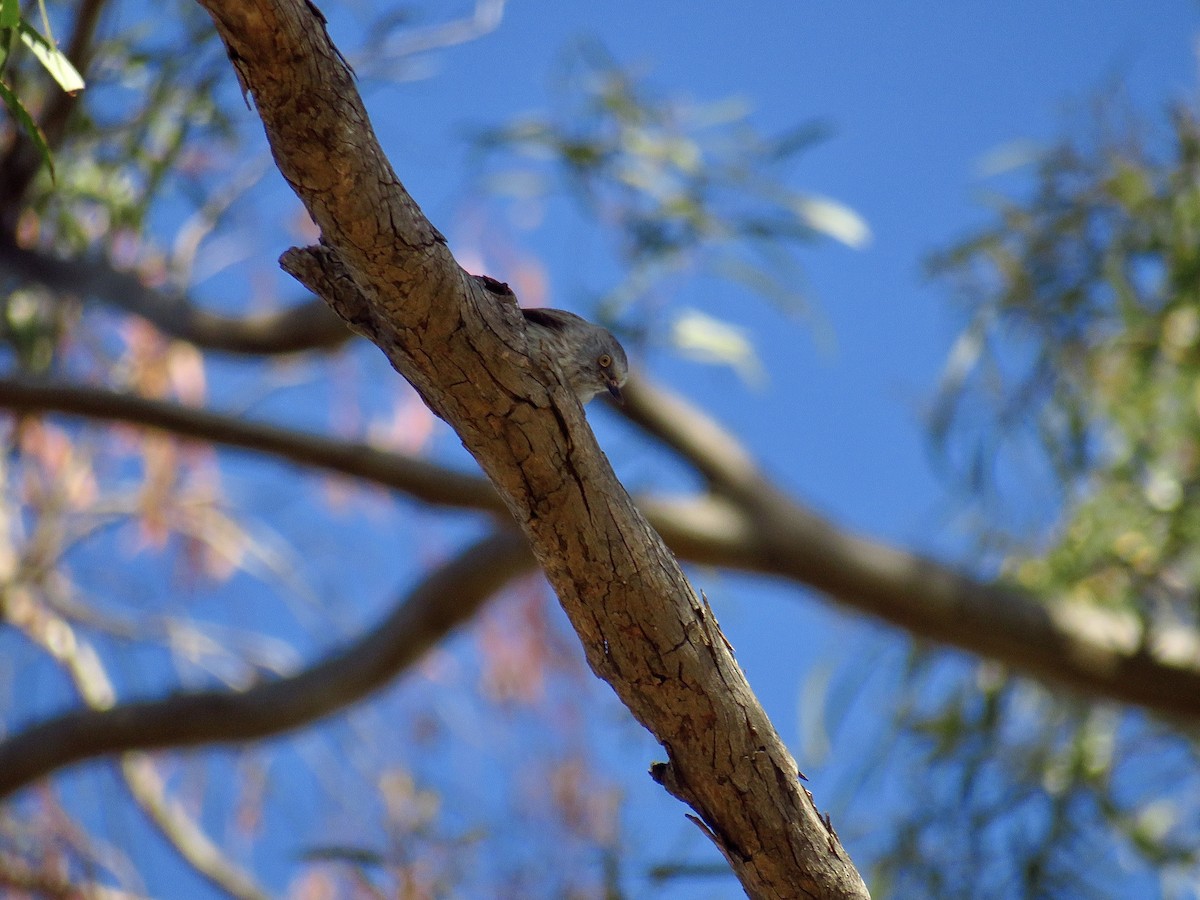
left=521, top=306, right=629, bottom=405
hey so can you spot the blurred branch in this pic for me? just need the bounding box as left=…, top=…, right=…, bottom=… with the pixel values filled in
left=619, top=377, right=1200, bottom=721
left=0, top=377, right=500, bottom=512
left=5, top=581, right=269, bottom=898
left=616, top=376, right=763, bottom=501
left=5, top=374, right=1200, bottom=724
left=119, top=755, right=267, bottom=900
left=358, top=0, right=507, bottom=79
left=0, top=851, right=77, bottom=898
left=0, top=529, right=533, bottom=799
left=0, top=239, right=353, bottom=355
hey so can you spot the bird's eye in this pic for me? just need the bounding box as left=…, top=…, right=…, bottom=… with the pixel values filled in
left=598, top=354, right=612, bottom=368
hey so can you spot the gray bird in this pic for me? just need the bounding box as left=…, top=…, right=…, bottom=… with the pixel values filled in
left=521, top=307, right=629, bottom=405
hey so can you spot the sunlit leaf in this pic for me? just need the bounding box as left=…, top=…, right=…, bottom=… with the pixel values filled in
left=473, top=51, right=851, bottom=339
left=671, top=308, right=765, bottom=385
left=19, top=23, right=84, bottom=94
left=975, top=139, right=1044, bottom=177
left=787, top=194, right=871, bottom=248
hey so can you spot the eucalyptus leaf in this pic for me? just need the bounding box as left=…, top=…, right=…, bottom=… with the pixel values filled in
left=0, top=78, right=53, bottom=178
left=787, top=194, right=871, bottom=249
left=19, top=23, right=84, bottom=94
left=671, top=308, right=765, bottom=385
left=0, top=0, right=18, bottom=31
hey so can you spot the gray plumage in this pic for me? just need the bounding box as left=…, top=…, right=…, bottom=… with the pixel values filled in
left=521, top=307, right=629, bottom=405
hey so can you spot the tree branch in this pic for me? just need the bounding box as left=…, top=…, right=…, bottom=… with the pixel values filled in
left=191, top=2, right=867, bottom=895
left=620, top=377, right=1200, bottom=720
left=0, top=239, right=353, bottom=355
left=0, top=529, right=533, bottom=800
left=119, top=756, right=267, bottom=900
left=0, top=851, right=76, bottom=898
left=5, top=581, right=269, bottom=899
left=6, top=374, right=1200, bottom=728
left=0, top=377, right=501, bottom=513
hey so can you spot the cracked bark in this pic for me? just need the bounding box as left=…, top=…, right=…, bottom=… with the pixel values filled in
left=189, top=0, right=869, bottom=896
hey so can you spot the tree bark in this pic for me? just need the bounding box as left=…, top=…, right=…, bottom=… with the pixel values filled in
left=193, top=0, right=869, bottom=896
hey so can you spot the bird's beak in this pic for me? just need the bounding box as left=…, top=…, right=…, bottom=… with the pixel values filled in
left=606, top=380, right=624, bottom=404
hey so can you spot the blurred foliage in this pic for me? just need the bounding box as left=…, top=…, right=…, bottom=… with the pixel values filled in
left=0, top=0, right=86, bottom=178
left=27, top=5, right=236, bottom=248
left=472, top=57, right=1200, bottom=895
left=932, top=108, right=1200, bottom=621
left=886, top=105, right=1200, bottom=898
left=472, top=44, right=867, bottom=372
left=862, top=652, right=1200, bottom=899
left=1, top=0, right=239, bottom=383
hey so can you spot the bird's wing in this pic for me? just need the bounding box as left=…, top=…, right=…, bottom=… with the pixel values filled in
left=520, top=307, right=584, bottom=331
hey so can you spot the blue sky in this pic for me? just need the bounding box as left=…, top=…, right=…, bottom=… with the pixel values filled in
left=19, top=1, right=1200, bottom=896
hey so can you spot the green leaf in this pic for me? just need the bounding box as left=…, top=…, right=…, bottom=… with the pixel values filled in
left=19, top=23, right=84, bottom=94
left=0, top=28, right=13, bottom=76
left=0, top=78, right=54, bottom=179
left=0, top=0, right=18, bottom=31
left=34, top=0, right=57, bottom=47
left=297, top=845, right=387, bottom=867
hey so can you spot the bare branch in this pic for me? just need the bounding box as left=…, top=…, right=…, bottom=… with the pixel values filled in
left=0, top=529, right=532, bottom=799
left=0, top=239, right=353, bottom=355
left=6, top=374, right=1200, bottom=727
left=0, top=526, right=530, bottom=803
left=5, top=580, right=270, bottom=898
left=359, top=0, right=508, bottom=79
left=0, top=377, right=501, bottom=513
left=617, top=376, right=764, bottom=500
left=0, top=851, right=76, bottom=898
left=622, top=377, right=1200, bottom=722
left=119, top=755, right=268, bottom=900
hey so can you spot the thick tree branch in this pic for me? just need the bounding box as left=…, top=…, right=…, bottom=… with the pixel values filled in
left=0, top=239, right=353, bottom=355
left=0, top=529, right=533, bottom=800
left=191, top=2, right=866, bottom=896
